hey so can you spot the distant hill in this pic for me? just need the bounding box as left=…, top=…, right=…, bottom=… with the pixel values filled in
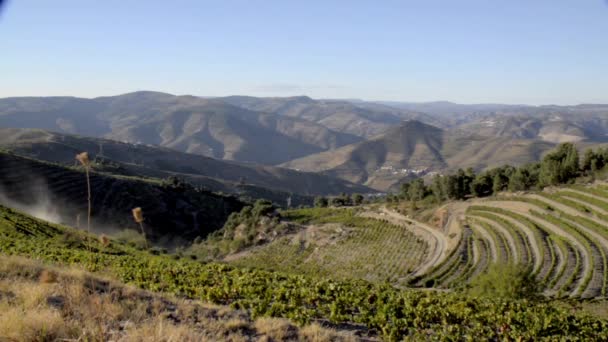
left=0, top=128, right=373, bottom=198
left=220, top=95, right=437, bottom=138
left=283, top=121, right=447, bottom=190
left=379, top=101, right=608, bottom=136
left=0, top=92, right=362, bottom=165
left=453, top=114, right=608, bottom=144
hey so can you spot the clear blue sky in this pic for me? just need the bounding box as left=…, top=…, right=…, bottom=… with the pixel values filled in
left=1, top=0, right=607, bottom=104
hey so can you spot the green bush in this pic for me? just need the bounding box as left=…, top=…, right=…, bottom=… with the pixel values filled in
left=468, top=263, right=541, bottom=300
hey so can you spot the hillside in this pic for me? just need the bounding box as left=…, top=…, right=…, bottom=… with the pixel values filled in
left=0, top=128, right=372, bottom=198
left=1, top=203, right=606, bottom=340
left=453, top=115, right=608, bottom=144
left=0, top=256, right=354, bottom=341
left=282, top=120, right=606, bottom=191
left=103, top=101, right=360, bottom=165
left=282, top=121, right=448, bottom=190
left=229, top=208, right=430, bottom=285
left=441, top=135, right=557, bottom=171
left=0, top=151, right=245, bottom=244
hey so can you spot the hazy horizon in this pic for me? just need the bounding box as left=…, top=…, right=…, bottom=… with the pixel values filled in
left=2, top=89, right=608, bottom=107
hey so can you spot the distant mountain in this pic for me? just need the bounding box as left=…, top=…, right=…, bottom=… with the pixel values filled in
left=0, top=92, right=362, bottom=165
left=0, top=128, right=372, bottom=198
left=282, top=121, right=447, bottom=190
left=220, top=95, right=437, bottom=138
left=378, top=101, right=608, bottom=133
left=453, top=114, right=608, bottom=144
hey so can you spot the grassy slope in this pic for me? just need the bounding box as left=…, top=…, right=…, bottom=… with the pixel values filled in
left=1, top=204, right=607, bottom=340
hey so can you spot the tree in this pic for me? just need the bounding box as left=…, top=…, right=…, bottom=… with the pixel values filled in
left=492, top=172, right=508, bottom=195
left=330, top=196, right=345, bottom=207
left=430, top=175, right=446, bottom=202
left=444, top=175, right=459, bottom=200
left=508, top=168, right=527, bottom=192
left=340, top=192, right=352, bottom=206
left=539, top=143, right=580, bottom=186
left=352, top=193, right=364, bottom=205
left=408, top=179, right=427, bottom=202
left=471, top=173, right=493, bottom=197
left=581, top=148, right=605, bottom=173
left=399, top=182, right=411, bottom=200
left=314, top=196, right=328, bottom=208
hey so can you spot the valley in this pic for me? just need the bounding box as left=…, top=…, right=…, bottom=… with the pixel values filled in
left=3, top=1, right=608, bottom=339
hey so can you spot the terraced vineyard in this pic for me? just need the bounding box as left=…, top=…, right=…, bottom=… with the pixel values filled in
left=2, top=204, right=608, bottom=340
left=426, top=183, right=608, bottom=299
left=230, top=208, right=429, bottom=285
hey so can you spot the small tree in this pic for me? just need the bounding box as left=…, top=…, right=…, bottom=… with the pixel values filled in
left=539, top=143, right=580, bottom=186
left=471, top=173, right=493, bottom=197
left=330, top=196, right=345, bottom=207
left=508, top=168, right=527, bottom=192
left=492, top=173, right=508, bottom=195
left=314, top=196, right=329, bottom=208
left=352, top=193, right=364, bottom=205
left=408, top=179, right=427, bottom=202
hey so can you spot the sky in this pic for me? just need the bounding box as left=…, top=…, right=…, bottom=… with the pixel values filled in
left=1, top=0, right=607, bottom=105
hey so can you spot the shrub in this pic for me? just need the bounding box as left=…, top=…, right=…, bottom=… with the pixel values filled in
left=467, top=263, right=541, bottom=300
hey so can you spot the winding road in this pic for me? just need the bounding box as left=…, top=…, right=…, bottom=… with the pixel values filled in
left=361, top=206, right=450, bottom=277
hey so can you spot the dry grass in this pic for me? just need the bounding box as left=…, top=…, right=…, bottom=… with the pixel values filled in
left=0, top=256, right=364, bottom=341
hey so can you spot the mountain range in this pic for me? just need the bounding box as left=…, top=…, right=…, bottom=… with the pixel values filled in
left=1, top=91, right=607, bottom=192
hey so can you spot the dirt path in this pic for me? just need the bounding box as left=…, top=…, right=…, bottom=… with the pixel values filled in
left=360, top=207, right=450, bottom=277
left=442, top=202, right=468, bottom=251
